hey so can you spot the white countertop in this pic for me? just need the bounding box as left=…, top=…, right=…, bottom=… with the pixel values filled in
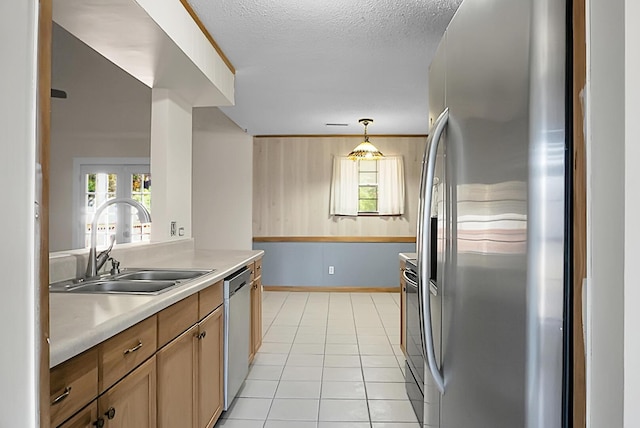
left=50, top=249, right=263, bottom=367
left=399, top=252, right=416, bottom=262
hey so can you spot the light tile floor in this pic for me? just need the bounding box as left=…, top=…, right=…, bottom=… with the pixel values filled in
left=215, top=291, right=419, bottom=428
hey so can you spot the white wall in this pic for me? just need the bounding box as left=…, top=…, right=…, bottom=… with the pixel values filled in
left=586, top=0, right=625, bottom=426
left=192, top=108, right=253, bottom=250
left=150, top=89, right=193, bottom=242
left=0, top=0, right=38, bottom=426
left=50, top=24, right=151, bottom=251
left=624, top=0, right=640, bottom=425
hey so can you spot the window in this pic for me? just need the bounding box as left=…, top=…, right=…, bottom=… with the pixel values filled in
left=358, top=160, right=378, bottom=213
left=74, top=158, right=151, bottom=248
left=330, top=156, right=405, bottom=216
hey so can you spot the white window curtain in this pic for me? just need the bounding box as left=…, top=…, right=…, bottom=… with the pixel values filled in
left=378, top=156, right=405, bottom=215
left=330, top=156, right=359, bottom=216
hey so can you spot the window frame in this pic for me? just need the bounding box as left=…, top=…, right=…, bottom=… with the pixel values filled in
left=72, top=157, right=150, bottom=249
left=357, top=159, right=379, bottom=215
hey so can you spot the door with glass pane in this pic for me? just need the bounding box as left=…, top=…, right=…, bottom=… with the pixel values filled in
left=78, top=163, right=151, bottom=249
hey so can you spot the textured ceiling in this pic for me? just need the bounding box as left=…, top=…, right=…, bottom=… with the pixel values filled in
left=188, top=0, right=463, bottom=135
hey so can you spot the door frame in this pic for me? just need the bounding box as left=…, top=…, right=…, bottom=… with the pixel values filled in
left=37, top=0, right=52, bottom=426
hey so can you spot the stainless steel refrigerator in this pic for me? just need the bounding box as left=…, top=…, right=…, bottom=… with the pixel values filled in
left=411, top=0, right=570, bottom=426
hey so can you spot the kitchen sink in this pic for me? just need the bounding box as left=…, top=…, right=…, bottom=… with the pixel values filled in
left=66, top=279, right=179, bottom=295
left=49, top=268, right=213, bottom=295
left=113, top=269, right=212, bottom=281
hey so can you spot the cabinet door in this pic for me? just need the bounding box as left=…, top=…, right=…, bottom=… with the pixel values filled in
left=57, top=402, right=98, bottom=428
left=99, top=357, right=156, bottom=428
left=249, top=281, right=257, bottom=363
left=197, top=305, right=224, bottom=428
left=253, top=276, right=262, bottom=354
left=157, top=325, right=197, bottom=428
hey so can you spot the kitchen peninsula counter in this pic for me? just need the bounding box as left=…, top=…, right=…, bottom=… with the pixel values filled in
left=49, top=248, right=263, bottom=367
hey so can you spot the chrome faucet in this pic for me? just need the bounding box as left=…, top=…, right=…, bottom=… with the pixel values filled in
left=85, top=198, right=152, bottom=278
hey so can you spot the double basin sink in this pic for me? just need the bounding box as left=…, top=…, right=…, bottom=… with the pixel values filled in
left=49, top=268, right=213, bottom=295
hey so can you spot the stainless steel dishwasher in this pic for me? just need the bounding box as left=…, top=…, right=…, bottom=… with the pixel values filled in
left=223, top=267, right=251, bottom=411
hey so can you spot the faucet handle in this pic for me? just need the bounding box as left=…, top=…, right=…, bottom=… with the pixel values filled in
left=109, top=257, right=121, bottom=275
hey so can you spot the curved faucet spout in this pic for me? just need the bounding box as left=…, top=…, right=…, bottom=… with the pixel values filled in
left=85, top=198, right=152, bottom=278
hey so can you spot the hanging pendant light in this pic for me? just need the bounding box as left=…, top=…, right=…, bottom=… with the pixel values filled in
left=347, top=118, right=384, bottom=160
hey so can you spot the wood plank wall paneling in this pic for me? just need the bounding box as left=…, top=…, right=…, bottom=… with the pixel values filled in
left=573, top=0, right=587, bottom=425
left=38, top=0, right=52, bottom=426
left=253, top=136, right=427, bottom=237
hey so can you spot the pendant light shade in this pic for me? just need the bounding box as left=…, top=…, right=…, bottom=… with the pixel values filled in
left=347, top=119, right=384, bottom=160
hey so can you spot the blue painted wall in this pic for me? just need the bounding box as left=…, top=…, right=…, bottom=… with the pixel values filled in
left=253, top=242, right=415, bottom=287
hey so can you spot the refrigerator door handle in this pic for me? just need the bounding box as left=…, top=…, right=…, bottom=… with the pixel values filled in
left=417, top=107, right=448, bottom=394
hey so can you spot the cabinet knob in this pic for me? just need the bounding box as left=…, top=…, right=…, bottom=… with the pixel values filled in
left=105, top=407, right=116, bottom=420
left=93, top=418, right=105, bottom=428
left=197, top=331, right=207, bottom=340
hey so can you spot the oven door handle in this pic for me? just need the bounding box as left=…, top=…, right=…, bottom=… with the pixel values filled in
left=402, top=270, right=418, bottom=287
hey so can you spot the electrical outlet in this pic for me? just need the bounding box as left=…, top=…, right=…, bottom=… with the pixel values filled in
left=170, top=221, right=177, bottom=236
left=328, top=266, right=335, bottom=275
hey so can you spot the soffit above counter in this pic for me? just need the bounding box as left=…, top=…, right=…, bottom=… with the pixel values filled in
left=52, top=0, right=234, bottom=107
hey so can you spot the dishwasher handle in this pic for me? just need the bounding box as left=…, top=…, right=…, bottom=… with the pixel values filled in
left=228, top=280, right=248, bottom=297
left=225, top=267, right=251, bottom=297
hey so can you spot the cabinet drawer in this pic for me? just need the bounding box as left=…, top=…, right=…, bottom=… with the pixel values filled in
left=158, top=294, right=198, bottom=349
left=99, top=315, right=157, bottom=393
left=199, top=280, right=223, bottom=319
left=254, top=258, right=262, bottom=279
left=50, top=348, right=98, bottom=427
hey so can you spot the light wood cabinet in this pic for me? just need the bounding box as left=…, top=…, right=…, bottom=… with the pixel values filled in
left=99, top=316, right=157, bottom=393
left=157, top=289, right=224, bottom=428
left=98, top=357, right=156, bottom=428
left=50, top=348, right=98, bottom=427
left=400, top=260, right=406, bottom=355
left=249, top=258, right=263, bottom=363
left=52, top=269, right=237, bottom=428
left=197, top=305, right=224, bottom=428
left=157, top=325, right=197, bottom=428
left=57, top=403, right=97, bottom=428
left=199, top=280, right=223, bottom=319
left=157, top=294, right=198, bottom=348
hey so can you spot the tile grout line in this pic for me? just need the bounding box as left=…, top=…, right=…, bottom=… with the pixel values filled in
left=351, top=292, right=374, bottom=428
left=315, top=292, right=331, bottom=425
left=266, top=291, right=310, bottom=426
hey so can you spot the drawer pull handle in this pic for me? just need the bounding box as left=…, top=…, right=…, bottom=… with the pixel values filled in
left=105, top=407, right=116, bottom=420
left=51, top=386, right=72, bottom=405
left=123, top=341, right=143, bottom=355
